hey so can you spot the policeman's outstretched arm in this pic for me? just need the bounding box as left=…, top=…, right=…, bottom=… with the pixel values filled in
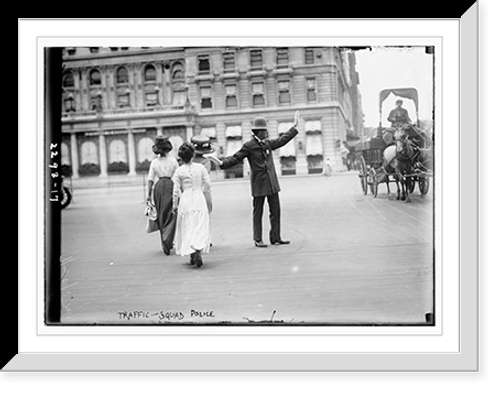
left=203, top=152, right=223, bottom=166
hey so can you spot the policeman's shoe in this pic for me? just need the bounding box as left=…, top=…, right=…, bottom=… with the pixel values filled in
left=254, top=241, right=268, bottom=248
left=271, top=239, right=290, bottom=245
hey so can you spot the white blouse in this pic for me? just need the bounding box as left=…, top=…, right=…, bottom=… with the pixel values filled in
left=172, top=162, right=212, bottom=210
left=147, top=154, right=179, bottom=182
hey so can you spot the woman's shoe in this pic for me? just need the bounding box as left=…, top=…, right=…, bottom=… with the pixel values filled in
left=194, top=251, right=203, bottom=267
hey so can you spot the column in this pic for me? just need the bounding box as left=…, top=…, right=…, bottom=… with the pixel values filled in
left=127, top=130, right=137, bottom=176
left=163, top=62, right=172, bottom=105
left=98, top=132, right=108, bottom=177
left=70, top=133, right=80, bottom=178
left=186, top=125, right=194, bottom=141
left=107, top=66, right=116, bottom=109
left=129, top=66, right=137, bottom=107
left=81, top=68, right=89, bottom=111
left=134, top=63, right=144, bottom=107
left=101, top=66, right=108, bottom=110
left=243, top=160, right=251, bottom=179
left=73, top=69, right=82, bottom=112
left=156, top=126, right=162, bottom=136
left=295, top=136, right=308, bottom=176
left=154, top=62, right=163, bottom=107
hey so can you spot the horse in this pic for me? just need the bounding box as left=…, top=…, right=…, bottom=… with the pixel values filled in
left=379, top=127, right=421, bottom=202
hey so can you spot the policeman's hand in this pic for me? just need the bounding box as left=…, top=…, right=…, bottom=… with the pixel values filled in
left=293, top=110, right=300, bottom=128
left=203, top=153, right=223, bottom=166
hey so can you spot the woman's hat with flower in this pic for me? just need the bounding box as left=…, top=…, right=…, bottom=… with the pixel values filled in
left=191, top=134, right=214, bottom=154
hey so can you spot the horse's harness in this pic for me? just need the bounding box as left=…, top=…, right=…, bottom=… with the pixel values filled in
left=381, top=127, right=421, bottom=177
left=395, top=130, right=421, bottom=162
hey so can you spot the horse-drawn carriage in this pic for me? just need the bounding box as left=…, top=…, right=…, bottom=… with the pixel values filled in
left=352, top=87, right=433, bottom=201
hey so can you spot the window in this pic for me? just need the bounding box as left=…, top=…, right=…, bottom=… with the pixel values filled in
left=64, top=95, right=75, bottom=112
left=89, top=69, right=101, bottom=86
left=62, top=72, right=74, bottom=88
left=201, top=127, right=217, bottom=139
left=276, top=48, right=289, bottom=68
left=198, top=55, right=211, bottom=74
left=90, top=94, right=102, bottom=111
left=172, top=90, right=186, bottom=106
left=144, top=64, right=157, bottom=82
left=145, top=91, right=159, bottom=106
left=306, top=78, right=317, bottom=102
left=278, top=80, right=291, bottom=104
left=223, top=51, right=236, bottom=72
left=116, top=67, right=128, bottom=84
left=305, top=49, right=315, bottom=64
left=200, top=86, right=213, bottom=109
left=250, top=49, right=263, bottom=70
left=225, top=84, right=238, bottom=108
left=89, top=47, right=99, bottom=53
left=117, top=91, right=130, bottom=108
left=171, top=62, right=184, bottom=80
left=251, top=82, right=265, bottom=106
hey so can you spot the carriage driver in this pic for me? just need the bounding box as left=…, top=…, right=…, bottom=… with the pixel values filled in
left=387, top=99, right=411, bottom=128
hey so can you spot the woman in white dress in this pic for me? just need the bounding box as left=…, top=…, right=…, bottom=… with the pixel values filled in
left=172, top=143, right=212, bottom=267
left=146, top=136, right=179, bottom=255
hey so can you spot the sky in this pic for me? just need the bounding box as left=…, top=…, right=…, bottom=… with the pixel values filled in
left=354, top=46, right=434, bottom=128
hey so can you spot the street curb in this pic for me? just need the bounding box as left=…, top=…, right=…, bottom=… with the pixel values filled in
left=67, top=171, right=358, bottom=190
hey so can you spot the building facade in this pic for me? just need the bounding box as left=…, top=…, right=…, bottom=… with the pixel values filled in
left=60, top=46, right=363, bottom=181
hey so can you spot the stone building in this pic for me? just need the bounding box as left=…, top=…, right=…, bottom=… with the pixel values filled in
left=60, top=46, right=363, bottom=181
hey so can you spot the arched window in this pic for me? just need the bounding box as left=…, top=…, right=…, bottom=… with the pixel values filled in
left=62, top=72, right=74, bottom=88
left=89, top=69, right=101, bottom=86
left=137, top=137, right=155, bottom=162
left=116, top=67, right=128, bottom=84
left=144, top=64, right=157, bottom=82
left=108, top=139, right=127, bottom=163
left=80, top=141, right=99, bottom=164
left=171, top=62, right=184, bottom=80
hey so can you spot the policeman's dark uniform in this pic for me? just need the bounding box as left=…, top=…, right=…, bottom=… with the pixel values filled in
left=220, top=117, right=298, bottom=246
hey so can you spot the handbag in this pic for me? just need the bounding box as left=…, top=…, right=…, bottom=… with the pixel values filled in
left=145, top=200, right=159, bottom=233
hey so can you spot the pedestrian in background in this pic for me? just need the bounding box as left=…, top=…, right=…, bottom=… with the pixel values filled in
left=172, top=143, right=212, bottom=268
left=205, top=111, right=300, bottom=248
left=322, top=158, right=332, bottom=176
left=147, top=136, right=179, bottom=255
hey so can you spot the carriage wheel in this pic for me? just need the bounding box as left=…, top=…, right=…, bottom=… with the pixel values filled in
left=356, top=155, right=368, bottom=195
left=418, top=177, right=430, bottom=196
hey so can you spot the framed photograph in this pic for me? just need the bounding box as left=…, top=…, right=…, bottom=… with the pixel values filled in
left=11, top=11, right=478, bottom=371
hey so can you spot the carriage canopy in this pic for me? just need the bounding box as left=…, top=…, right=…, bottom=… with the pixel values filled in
left=379, top=88, right=419, bottom=112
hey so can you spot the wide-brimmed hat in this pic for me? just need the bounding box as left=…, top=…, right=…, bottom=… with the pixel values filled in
left=152, top=135, right=173, bottom=155
left=251, top=116, right=268, bottom=132
left=191, top=134, right=214, bottom=154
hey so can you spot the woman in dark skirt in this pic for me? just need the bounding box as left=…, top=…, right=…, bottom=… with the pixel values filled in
left=147, top=136, right=179, bottom=255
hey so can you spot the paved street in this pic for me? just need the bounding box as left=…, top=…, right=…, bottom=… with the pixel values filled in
left=60, top=173, right=434, bottom=325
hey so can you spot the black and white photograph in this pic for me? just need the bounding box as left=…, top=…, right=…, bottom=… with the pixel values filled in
left=46, top=44, right=436, bottom=326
